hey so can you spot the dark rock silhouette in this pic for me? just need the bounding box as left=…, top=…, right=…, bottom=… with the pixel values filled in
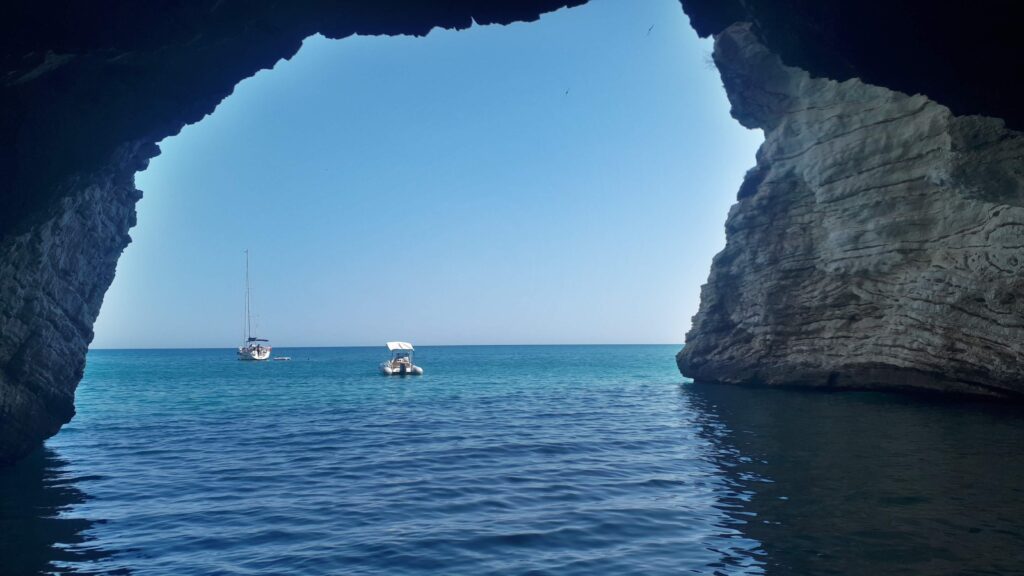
left=680, top=0, right=1024, bottom=130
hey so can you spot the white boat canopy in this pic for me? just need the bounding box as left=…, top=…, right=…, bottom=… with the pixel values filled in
left=387, top=341, right=414, bottom=351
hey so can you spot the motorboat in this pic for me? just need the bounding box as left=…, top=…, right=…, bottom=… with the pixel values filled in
left=237, top=249, right=272, bottom=361
left=380, top=341, right=423, bottom=375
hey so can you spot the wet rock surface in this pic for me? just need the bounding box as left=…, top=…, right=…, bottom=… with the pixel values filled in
left=678, top=24, right=1024, bottom=397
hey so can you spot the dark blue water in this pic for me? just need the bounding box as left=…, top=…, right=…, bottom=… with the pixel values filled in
left=3, top=346, right=1024, bottom=575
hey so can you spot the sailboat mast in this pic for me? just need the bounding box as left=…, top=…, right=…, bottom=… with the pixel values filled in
left=245, top=249, right=251, bottom=340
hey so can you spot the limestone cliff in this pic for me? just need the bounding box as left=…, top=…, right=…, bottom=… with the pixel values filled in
left=678, top=24, right=1024, bottom=397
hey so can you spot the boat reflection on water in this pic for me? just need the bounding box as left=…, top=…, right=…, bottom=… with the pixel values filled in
left=0, top=448, right=118, bottom=575
left=681, top=382, right=1024, bottom=576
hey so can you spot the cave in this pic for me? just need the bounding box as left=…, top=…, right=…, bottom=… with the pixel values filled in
left=3, top=0, right=1024, bottom=466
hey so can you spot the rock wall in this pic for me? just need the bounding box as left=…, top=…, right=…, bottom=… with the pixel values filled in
left=678, top=24, right=1024, bottom=397
left=0, top=142, right=154, bottom=463
left=678, top=0, right=1024, bottom=131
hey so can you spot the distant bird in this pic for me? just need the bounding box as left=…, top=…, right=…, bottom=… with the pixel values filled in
left=564, top=88, right=570, bottom=96
left=646, top=24, right=654, bottom=36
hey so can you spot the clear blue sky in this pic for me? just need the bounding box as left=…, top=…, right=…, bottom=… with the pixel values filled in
left=91, top=0, right=762, bottom=349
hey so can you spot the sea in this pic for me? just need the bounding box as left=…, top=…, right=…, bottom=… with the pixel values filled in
left=2, top=345, right=1023, bottom=575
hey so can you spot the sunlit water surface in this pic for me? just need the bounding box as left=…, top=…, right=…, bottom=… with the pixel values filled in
left=2, top=346, right=1023, bottom=575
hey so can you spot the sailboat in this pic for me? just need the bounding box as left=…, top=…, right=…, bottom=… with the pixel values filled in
left=238, top=249, right=271, bottom=361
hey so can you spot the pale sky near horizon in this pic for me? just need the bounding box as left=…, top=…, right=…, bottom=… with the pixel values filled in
left=90, top=0, right=763, bottom=349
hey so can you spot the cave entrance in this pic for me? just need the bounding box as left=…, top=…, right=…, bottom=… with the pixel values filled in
left=90, top=0, right=761, bottom=350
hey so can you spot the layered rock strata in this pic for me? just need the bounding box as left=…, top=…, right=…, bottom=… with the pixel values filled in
left=678, top=24, right=1024, bottom=397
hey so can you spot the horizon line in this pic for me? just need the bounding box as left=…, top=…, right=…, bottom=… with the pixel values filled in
left=89, top=342, right=685, bottom=351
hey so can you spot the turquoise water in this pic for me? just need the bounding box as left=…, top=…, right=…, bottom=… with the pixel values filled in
left=3, top=345, right=1024, bottom=575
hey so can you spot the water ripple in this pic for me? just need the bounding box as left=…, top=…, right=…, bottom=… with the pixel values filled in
left=4, top=346, right=1022, bottom=574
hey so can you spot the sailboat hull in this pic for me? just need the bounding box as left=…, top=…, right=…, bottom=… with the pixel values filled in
left=238, top=345, right=272, bottom=361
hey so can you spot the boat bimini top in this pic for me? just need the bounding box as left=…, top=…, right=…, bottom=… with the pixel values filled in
left=381, top=341, right=422, bottom=375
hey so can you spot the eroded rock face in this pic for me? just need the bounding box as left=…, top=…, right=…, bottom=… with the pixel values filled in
left=678, top=24, right=1024, bottom=397
left=0, top=142, right=154, bottom=463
